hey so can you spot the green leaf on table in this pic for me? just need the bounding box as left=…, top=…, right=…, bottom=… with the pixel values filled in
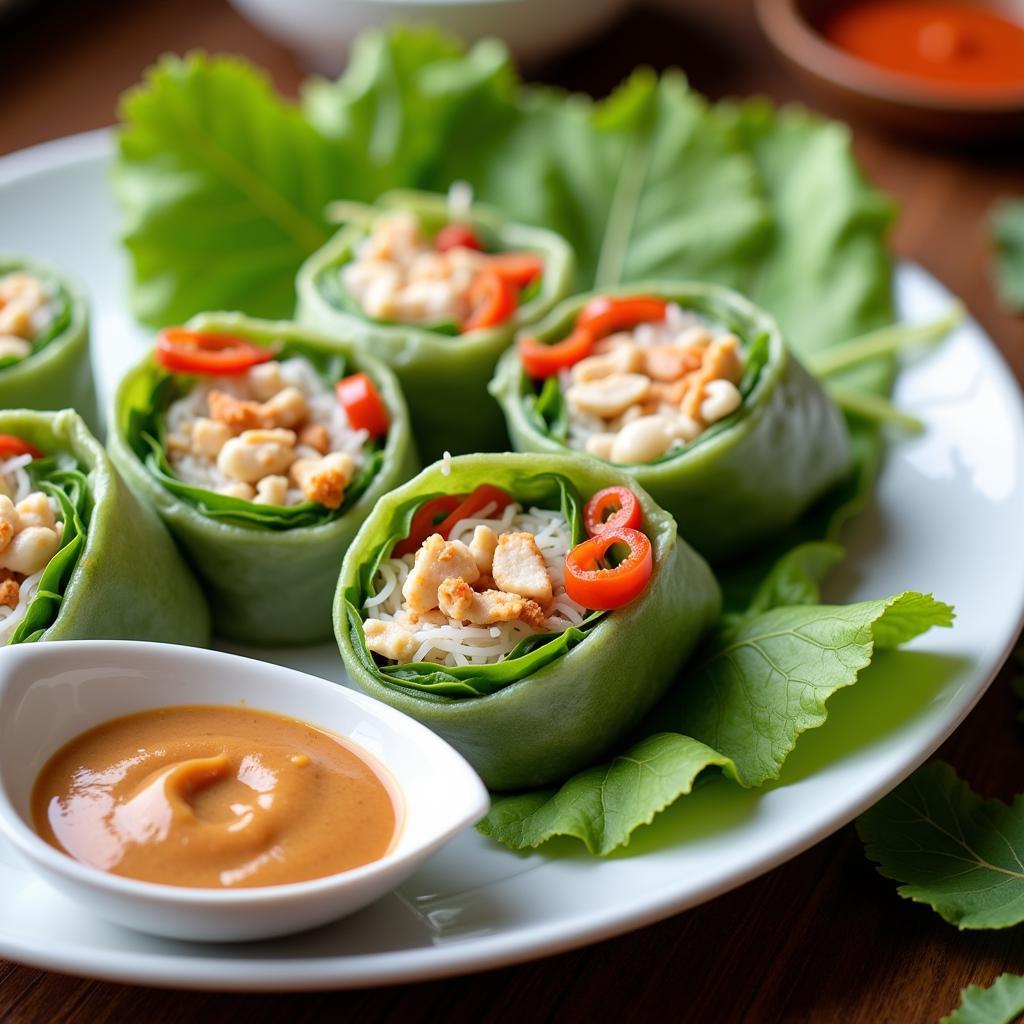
left=479, top=733, right=735, bottom=856
left=942, top=974, right=1024, bottom=1024
left=660, top=592, right=954, bottom=787
left=479, top=592, right=952, bottom=853
left=857, top=762, right=1024, bottom=930
left=115, top=53, right=339, bottom=325
left=992, top=200, right=1024, bottom=313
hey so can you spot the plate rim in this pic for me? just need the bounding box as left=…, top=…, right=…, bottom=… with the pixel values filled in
left=1, top=129, right=1022, bottom=992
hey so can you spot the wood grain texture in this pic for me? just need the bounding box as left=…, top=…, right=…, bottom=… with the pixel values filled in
left=1, top=1, right=1022, bottom=1021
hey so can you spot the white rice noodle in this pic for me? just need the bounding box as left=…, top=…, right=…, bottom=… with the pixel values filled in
left=165, top=356, right=368, bottom=504
left=366, top=503, right=588, bottom=668
left=0, top=457, right=63, bottom=645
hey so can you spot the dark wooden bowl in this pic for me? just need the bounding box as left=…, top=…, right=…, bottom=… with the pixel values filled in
left=754, top=0, right=1024, bottom=142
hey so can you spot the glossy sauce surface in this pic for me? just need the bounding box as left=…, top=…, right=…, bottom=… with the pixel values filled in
left=32, top=705, right=398, bottom=888
left=824, top=1, right=1024, bottom=94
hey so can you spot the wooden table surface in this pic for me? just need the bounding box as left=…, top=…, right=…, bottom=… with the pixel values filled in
left=2, top=1, right=1023, bottom=1020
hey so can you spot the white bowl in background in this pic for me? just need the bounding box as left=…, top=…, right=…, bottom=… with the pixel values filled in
left=0, top=640, right=488, bottom=943
left=229, top=0, right=634, bottom=73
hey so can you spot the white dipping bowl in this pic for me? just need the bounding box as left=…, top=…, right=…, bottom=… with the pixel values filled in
left=0, top=641, right=489, bottom=943
left=229, top=0, right=634, bottom=73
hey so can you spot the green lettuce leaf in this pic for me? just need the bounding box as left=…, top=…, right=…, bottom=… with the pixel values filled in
left=304, top=26, right=516, bottom=197
left=8, top=456, right=91, bottom=645
left=943, top=974, right=1024, bottom=1024
left=857, top=761, right=1024, bottom=930
left=992, top=200, right=1024, bottom=313
left=478, top=590, right=952, bottom=852
left=430, top=69, right=771, bottom=293
left=116, top=53, right=338, bottom=325
left=480, top=734, right=735, bottom=856
left=663, top=592, right=954, bottom=787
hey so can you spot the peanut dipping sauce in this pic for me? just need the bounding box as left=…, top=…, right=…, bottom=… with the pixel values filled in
left=31, top=705, right=399, bottom=889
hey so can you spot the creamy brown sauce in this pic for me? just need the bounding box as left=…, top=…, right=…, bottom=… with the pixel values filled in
left=32, top=705, right=399, bottom=888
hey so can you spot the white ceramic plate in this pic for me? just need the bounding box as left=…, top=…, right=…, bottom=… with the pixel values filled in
left=1, top=130, right=1022, bottom=991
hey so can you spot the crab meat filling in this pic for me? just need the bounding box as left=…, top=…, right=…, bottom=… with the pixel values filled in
left=562, top=303, right=746, bottom=465
left=342, top=212, right=491, bottom=327
left=163, top=357, right=369, bottom=509
left=363, top=501, right=589, bottom=668
left=0, top=272, right=58, bottom=363
left=0, top=453, right=65, bottom=644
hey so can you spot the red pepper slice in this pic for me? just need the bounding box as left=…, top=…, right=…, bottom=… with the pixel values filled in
left=0, top=434, right=43, bottom=459
left=155, top=328, right=274, bottom=376
left=583, top=486, right=643, bottom=538
left=435, top=484, right=514, bottom=539
left=462, top=269, right=518, bottom=333
left=575, top=295, right=668, bottom=339
left=435, top=223, right=483, bottom=253
left=336, top=372, right=389, bottom=438
left=392, top=495, right=463, bottom=557
left=487, top=252, right=543, bottom=288
left=564, top=527, right=653, bottom=610
left=518, top=326, right=595, bottom=379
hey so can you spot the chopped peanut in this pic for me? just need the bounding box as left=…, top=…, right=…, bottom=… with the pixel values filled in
left=216, top=429, right=296, bottom=484
left=364, top=618, right=418, bottom=661
left=643, top=344, right=704, bottom=382
left=290, top=451, right=355, bottom=509
left=298, top=423, right=330, bottom=455
left=247, top=361, right=285, bottom=401
left=191, top=417, right=232, bottom=459
left=254, top=475, right=289, bottom=506
left=208, top=390, right=266, bottom=432
left=0, top=578, right=18, bottom=609
left=402, top=534, right=480, bottom=614
left=492, top=532, right=552, bottom=606
left=0, top=495, right=17, bottom=553
left=0, top=526, right=60, bottom=576
left=15, top=493, right=55, bottom=531
left=260, top=386, right=308, bottom=430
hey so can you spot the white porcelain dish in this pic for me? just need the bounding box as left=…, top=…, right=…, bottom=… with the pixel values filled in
left=0, top=130, right=1022, bottom=990
left=0, top=641, right=489, bottom=943
left=228, top=0, right=633, bottom=74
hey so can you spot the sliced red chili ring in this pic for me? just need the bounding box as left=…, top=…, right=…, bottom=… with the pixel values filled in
left=583, top=486, right=643, bottom=537
left=575, top=295, right=668, bottom=339
left=155, top=327, right=274, bottom=376
left=462, top=269, right=518, bottom=333
left=392, top=495, right=463, bottom=557
left=435, top=223, right=483, bottom=252
left=435, top=484, right=514, bottom=539
left=0, top=434, right=44, bottom=459
left=517, top=326, right=595, bottom=379
left=564, top=527, right=653, bottom=610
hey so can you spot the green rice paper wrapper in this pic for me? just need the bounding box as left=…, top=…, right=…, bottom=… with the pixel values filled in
left=109, top=313, right=419, bottom=645
left=489, top=282, right=852, bottom=563
left=296, top=190, right=575, bottom=461
left=0, top=258, right=99, bottom=433
left=2, top=408, right=209, bottom=645
left=335, top=452, right=721, bottom=791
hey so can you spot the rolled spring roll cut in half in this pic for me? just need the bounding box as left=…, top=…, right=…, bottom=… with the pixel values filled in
left=336, top=453, right=721, bottom=791
left=296, top=189, right=575, bottom=460
left=0, top=409, right=209, bottom=645
left=109, top=314, right=418, bottom=645
left=490, top=283, right=852, bottom=561
left=0, top=259, right=99, bottom=431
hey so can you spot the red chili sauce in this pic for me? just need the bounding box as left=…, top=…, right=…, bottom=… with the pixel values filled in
left=823, top=1, right=1024, bottom=95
